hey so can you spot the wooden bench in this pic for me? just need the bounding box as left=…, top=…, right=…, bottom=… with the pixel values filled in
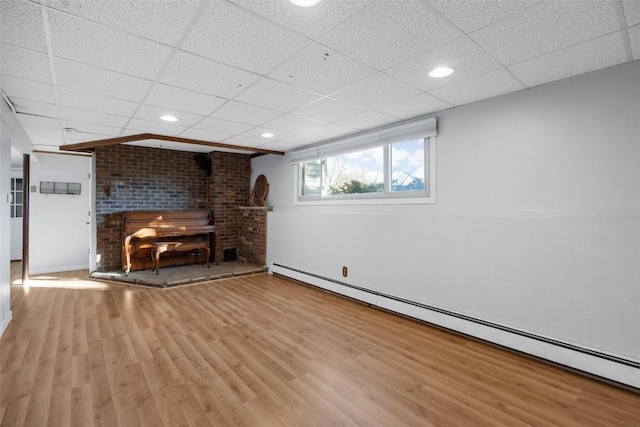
left=122, top=210, right=218, bottom=275
left=151, top=241, right=210, bottom=275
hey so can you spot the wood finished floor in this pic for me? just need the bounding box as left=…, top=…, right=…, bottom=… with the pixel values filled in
left=2, top=265, right=639, bottom=426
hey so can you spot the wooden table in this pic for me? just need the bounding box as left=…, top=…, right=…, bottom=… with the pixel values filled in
left=151, top=241, right=210, bottom=275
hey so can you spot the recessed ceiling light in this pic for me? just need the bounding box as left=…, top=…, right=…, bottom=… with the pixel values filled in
left=160, top=115, right=178, bottom=122
left=289, top=0, right=321, bottom=7
left=428, top=66, right=454, bottom=78
left=261, top=132, right=275, bottom=138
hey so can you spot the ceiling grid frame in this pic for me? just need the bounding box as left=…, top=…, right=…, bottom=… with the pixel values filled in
left=1, top=0, right=637, bottom=158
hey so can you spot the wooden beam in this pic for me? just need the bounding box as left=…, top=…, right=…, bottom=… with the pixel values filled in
left=59, top=133, right=285, bottom=156
left=32, top=149, right=92, bottom=157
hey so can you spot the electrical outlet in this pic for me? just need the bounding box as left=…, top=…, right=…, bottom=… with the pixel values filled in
left=342, top=266, right=348, bottom=277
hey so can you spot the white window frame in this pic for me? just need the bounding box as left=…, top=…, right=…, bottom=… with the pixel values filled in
left=10, top=177, right=23, bottom=218
left=293, top=136, right=436, bottom=205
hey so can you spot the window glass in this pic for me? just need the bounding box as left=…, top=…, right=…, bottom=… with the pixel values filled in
left=391, top=139, right=425, bottom=192
left=10, top=177, right=23, bottom=218
left=326, top=146, right=384, bottom=195
left=301, top=159, right=322, bottom=196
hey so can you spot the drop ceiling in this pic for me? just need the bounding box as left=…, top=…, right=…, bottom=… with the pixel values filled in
left=2, top=0, right=639, bottom=158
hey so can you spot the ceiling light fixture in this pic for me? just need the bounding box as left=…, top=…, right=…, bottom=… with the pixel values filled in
left=428, top=66, right=454, bottom=78
left=261, top=132, right=275, bottom=138
left=160, top=115, right=178, bottom=122
left=289, top=0, right=322, bottom=7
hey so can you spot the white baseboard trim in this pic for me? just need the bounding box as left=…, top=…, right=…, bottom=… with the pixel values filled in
left=271, top=263, right=640, bottom=390
left=0, top=310, right=12, bottom=338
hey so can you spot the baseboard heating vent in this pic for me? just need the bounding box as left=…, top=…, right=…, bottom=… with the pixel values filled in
left=272, top=263, right=640, bottom=370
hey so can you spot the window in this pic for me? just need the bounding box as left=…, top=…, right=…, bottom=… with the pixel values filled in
left=296, top=137, right=435, bottom=204
left=292, top=116, right=437, bottom=204
left=10, top=177, right=23, bottom=218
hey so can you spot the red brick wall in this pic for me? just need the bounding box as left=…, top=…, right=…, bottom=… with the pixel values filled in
left=94, top=146, right=251, bottom=272
left=238, top=207, right=271, bottom=266
left=209, top=152, right=251, bottom=262
left=95, top=145, right=209, bottom=271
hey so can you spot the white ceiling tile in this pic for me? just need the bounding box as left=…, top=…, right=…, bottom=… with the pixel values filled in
left=10, top=97, right=57, bottom=118
left=630, top=26, right=640, bottom=60
left=159, top=51, right=259, bottom=100
left=430, top=69, right=524, bottom=106
left=331, top=74, right=423, bottom=109
left=293, top=123, right=359, bottom=144
left=54, top=58, right=152, bottom=102
left=146, top=84, right=226, bottom=116
left=22, top=125, right=62, bottom=139
left=470, top=1, right=620, bottom=66
left=375, top=93, right=452, bottom=120
left=46, top=0, right=203, bottom=45
left=15, top=102, right=126, bottom=135
left=61, top=133, right=114, bottom=143
left=48, top=10, right=172, bottom=79
left=58, top=87, right=138, bottom=117
left=29, top=135, right=64, bottom=147
left=120, top=128, right=145, bottom=137
left=125, top=139, right=216, bottom=154
left=1, top=0, right=637, bottom=156
left=278, top=133, right=319, bottom=146
left=210, top=101, right=283, bottom=126
left=241, top=127, right=294, bottom=142
left=135, top=105, right=204, bottom=128
left=623, top=0, right=640, bottom=26
left=223, top=134, right=265, bottom=148
left=228, top=0, right=369, bottom=40
left=292, top=97, right=365, bottom=123
left=178, top=127, right=235, bottom=143
left=125, top=119, right=187, bottom=136
left=0, top=0, right=47, bottom=53
left=256, top=140, right=301, bottom=152
left=234, top=78, right=320, bottom=112
left=508, top=32, right=628, bottom=88
left=17, top=113, right=62, bottom=130
left=60, top=121, right=122, bottom=138
left=320, top=0, right=460, bottom=70
left=268, top=43, right=378, bottom=95
left=335, top=111, right=397, bottom=130
left=426, top=0, right=541, bottom=34
left=182, top=1, right=310, bottom=74
left=57, top=106, right=129, bottom=128
left=385, top=37, right=501, bottom=92
left=2, top=76, right=56, bottom=104
left=262, top=114, right=324, bottom=134
left=1, top=44, right=51, bottom=83
left=194, top=117, right=254, bottom=135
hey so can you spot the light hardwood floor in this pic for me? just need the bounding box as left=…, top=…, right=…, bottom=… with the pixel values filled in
left=2, top=264, right=639, bottom=426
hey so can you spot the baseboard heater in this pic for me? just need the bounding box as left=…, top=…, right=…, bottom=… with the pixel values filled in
left=271, top=263, right=640, bottom=389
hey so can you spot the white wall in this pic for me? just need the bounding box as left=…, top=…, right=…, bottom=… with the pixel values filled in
left=252, top=61, right=640, bottom=387
left=29, top=153, right=91, bottom=274
left=0, top=97, right=31, bottom=337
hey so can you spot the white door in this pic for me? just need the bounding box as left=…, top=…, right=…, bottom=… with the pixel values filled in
left=10, top=174, right=23, bottom=261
